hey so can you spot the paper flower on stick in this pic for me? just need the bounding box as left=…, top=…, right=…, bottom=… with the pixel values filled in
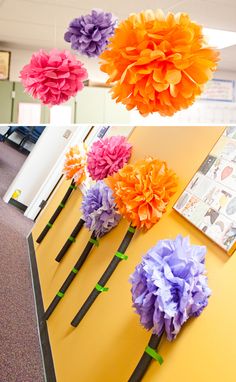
left=107, top=158, right=178, bottom=230
left=64, top=9, right=117, bottom=57
left=44, top=180, right=121, bottom=320
left=36, top=144, right=86, bottom=244
left=130, top=235, right=211, bottom=341
left=20, top=49, right=88, bottom=105
left=100, top=10, right=219, bottom=116
left=63, top=144, right=87, bottom=186
left=69, top=157, right=178, bottom=330
left=87, top=135, right=132, bottom=181
left=82, top=181, right=121, bottom=237
left=128, top=236, right=210, bottom=381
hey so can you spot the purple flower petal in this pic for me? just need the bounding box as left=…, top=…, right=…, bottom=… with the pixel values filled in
left=81, top=181, right=121, bottom=237
left=130, top=235, right=211, bottom=341
left=64, top=9, right=117, bottom=57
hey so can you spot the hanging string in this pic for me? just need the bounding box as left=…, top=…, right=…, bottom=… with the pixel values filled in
left=54, top=16, right=57, bottom=48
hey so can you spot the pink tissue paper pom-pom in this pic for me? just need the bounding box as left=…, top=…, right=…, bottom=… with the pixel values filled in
left=87, top=135, right=132, bottom=181
left=20, top=49, right=88, bottom=106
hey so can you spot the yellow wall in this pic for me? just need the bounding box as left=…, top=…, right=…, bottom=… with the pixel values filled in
left=32, top=126, right=236, bottom=382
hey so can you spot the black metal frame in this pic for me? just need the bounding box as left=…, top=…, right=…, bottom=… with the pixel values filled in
left=27, top=234, right=57, bottom=382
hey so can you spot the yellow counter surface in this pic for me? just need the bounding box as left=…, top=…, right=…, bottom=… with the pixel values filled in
left=32, top=126, right=236, bottom=382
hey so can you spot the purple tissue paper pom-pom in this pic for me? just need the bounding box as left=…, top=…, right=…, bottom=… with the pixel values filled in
left=130, top=235, right=211, bottom=341
left=81, top=180, right=121, bottom=237
left=64, top=9, right=117, bottom=57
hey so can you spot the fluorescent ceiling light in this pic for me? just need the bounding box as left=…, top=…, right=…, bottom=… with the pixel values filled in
left=203, top=27, right=236, bottom=49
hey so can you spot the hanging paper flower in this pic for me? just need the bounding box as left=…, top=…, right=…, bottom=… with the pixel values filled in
left=63, top=144, right=87, bottom=186
left=64, top=9, right=117, bottom=57
left=130, top=235, right=211, bottom=341
left=81, top=181, right=121, bottom=237
left=100, top=10, right=219, bottom=116
left=87, top=135, right=132, bottom=181
left=20, top=49, right=88, bottom=105
left=107, top=158, right=178, bottom=230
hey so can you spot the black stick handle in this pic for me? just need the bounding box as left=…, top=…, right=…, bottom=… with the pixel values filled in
left=55, top=218, right=85, bottom=262
left=36, top=179, right=76, bottom=244
left=44, top=232, right=97, bottom=320
left=128, top=331, right=164, bottom=382
left=71, top=225, right=136, bottom=327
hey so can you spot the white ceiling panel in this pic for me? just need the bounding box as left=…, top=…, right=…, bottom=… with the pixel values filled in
left=209, top=0, right=236, bottom=5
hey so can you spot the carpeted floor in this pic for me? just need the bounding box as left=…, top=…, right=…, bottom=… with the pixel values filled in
left=0, top=142, right=44, bottom=382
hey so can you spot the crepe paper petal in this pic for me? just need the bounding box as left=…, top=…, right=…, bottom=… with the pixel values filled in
left=81, top=180, right=121, bottom=237
left=100, top=9, right=219, bottom=116
left=20, top=49, right=88, bottom=105
left=63, top=144, right=87, bottom=186
left=64, top=9, right=117, bottom=57
left=130, top=235, right=211, bottom=341
left=107, top=157, right=178, bottom=230
left=87, top=135, right=132, bottom=181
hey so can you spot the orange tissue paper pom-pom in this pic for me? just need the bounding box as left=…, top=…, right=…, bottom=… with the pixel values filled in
left=63, top=144, right=87, bottom=186
left=100, top=9, right=219, bottom=117
left=107, top=157, right=178, bottom=230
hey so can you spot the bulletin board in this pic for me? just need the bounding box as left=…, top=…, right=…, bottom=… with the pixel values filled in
left=174, top=126, right=236, bottom=255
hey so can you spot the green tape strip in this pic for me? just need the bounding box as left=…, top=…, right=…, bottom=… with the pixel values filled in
left=145, top=346, right=163, bottom=365
left=115, top=251, right=128, bottom=260
left=89, top=238, right=99, bottom=247
left=68, top=236, right=76, bottom=243
left=47, top=222, right=53, bottom=228
left=72, top=267, right=78, bottom=274
left=69, top=185, right=77, bottom=190
left=95, top=283, right=109, bottom=292
left=128, top=226, right=136, bottom=233
left=59, top=203, right=65, bottom=208
left=57, top=291, right=64, bottom=298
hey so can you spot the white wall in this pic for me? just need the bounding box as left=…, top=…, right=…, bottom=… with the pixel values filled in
left=1, top=45, right=236, bottom=125
left=3, top=125, right=90, bottom=207
left=24, top=125, right=90, bottom=219
left=2, top=44, right=236, bottom=85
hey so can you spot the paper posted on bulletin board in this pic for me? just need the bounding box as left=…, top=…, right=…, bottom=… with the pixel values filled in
left=174, top=126, right=236, bottom=255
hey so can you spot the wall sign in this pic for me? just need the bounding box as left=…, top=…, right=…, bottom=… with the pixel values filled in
left=0, top=51, right=11, bottom=80
left=201, top=79, right=235, bottom=102
left=174, top=126, right=236, bottom=255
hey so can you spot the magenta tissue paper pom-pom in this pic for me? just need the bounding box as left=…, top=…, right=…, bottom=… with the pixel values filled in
left=87, top=135, right=132, bottom=181
left=20, top=49, right=88, bottom=106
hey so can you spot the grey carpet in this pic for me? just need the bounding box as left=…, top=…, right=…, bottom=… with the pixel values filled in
left=0, top=142, right=44, bottom=382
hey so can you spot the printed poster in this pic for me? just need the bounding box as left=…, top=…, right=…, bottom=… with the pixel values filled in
left=174, top=126, right=236, bottom=254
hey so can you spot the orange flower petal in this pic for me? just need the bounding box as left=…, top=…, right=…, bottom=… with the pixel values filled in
left=100, top=9, right=219, bottom=116
left=63, top=144, right=87, bottom=186
left=107, top=158, right=178, bottom=230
